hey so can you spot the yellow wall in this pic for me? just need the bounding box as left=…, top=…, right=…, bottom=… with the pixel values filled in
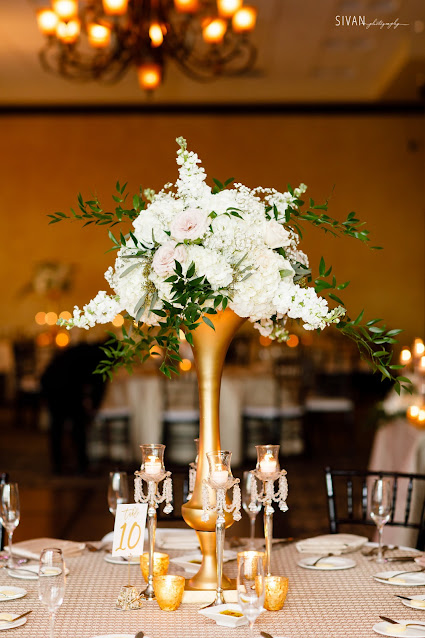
left=1, top=112, right=424, bottom=345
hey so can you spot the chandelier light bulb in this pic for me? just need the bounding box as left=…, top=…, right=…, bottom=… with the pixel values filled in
left=174, top=0, right=200, bottom=13
left=88, top=23, right=111, bottom=48
left=56, top=18, right=80, bottom=43
left=36, top=9, right=59, bottom=36
left=102, top=0, right=128, bottom=15
left=232, top=6, right=257, bottom=32
left=217, top=0, right=243, bottom=18
left=137, top=63, right=162, bottom=91
left=202, top=18, right=227, bottom=44
left=52, top=0, right=78, bottom=21
left=149, top=23, right=164, bottom=47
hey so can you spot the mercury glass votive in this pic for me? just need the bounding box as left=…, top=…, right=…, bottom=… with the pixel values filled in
left=237, top=550, right=266, bottom=580
left=263, top=575, right=289, bottom=611
left=153, top=575, right=185, bottom=611
left=140, top=552, right=169, bottom=583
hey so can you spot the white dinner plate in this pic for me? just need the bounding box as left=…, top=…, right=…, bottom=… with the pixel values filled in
left=6, top=565, right=69, bottom=580
left=0, top=613, right=28, bottom=631
left=298, top=556, right=356, bottom=570
left=104, top=555, right=140, bottom=565
left=373, top=571, right=425, bottom=586
left=171, top=550, right=237, bottom=573
left=373, top=619, right=425, bottom=637
left=198, top=603, right=249, bottom=627
left=400, top=595, right=425, bottom=610
left=0, top=587, right=26, bottom=601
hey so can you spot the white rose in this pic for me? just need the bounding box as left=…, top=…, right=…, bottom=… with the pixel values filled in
left=152, top=241, right=187, bottom=277
left=170, top=208, right=209, bottom=241
left=263, top=220, right=291, bottom=249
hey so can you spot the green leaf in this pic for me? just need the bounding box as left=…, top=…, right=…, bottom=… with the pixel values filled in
left=319, top=257, right=326, bottom=277
left=353, top=309, right=364, bottom=326
left=202, top=315, right=215, bottom=330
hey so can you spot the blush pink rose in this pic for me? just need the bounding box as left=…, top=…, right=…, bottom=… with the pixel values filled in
left=170, top=208, right=209, bottom=241
left=152, top=242, right=187, bottom=277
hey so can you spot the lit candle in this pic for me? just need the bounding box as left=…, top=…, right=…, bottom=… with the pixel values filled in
left=211, top=463, right=228, bottom=486
left=407, top=405, right=420, bottom=421
left=259, top=452, right=277, bottom=474
left=414, top=339, right=425, bottom=357
left=400, top=348, right=412, bottom=364
left=144, top=455, right=162, bottom=476
left=419, top=356, right=425, bottom=373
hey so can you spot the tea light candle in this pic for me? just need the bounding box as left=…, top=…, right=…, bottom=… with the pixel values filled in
left=144, top=455, right=162, bottom=476
left=259, top=452, right=277, bottom=474
left=400, top=348, right=412, bottom=364
left=419, top=356, right=425, bottom=373
left=414, top=339, right=425, bottom=357
left=211, top=463, right=228, bottom=486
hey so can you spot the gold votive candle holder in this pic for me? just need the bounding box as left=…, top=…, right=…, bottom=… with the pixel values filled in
left=263, top=575, right=289, bottom=611
left=153, top=575, right=185, bottom=611
left=237, top=550, right=266, bottom=580
left=140, top=552, right=169, bottom=583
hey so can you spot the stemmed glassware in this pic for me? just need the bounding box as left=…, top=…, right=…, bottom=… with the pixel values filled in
left=370, top=477, right=393, bottom=563
left=38, top=548, right=66, bottom=638
left=107, top=471, right=129, bottom=518
left=0, top=482, right=20, bottom=568
left=242, top=471, right=261, bottom=549
left=237, top=551, right=265, bottom=638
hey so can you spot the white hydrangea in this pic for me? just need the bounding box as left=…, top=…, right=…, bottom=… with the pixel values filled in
left=60, top=136, right=346, bottom=338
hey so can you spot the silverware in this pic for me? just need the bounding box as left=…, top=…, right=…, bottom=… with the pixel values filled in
left=379, top=615, right=425, bottom=630
left=310, top=553, right=334, bottom=567
left=396, top=595, right=416, bottom=601
left=260, top=632, right=274, bottom=638
left=2, top=566, right=38, bottom=577
left=375, top=568, right=425, bottom=582
left=0, top=610, right=32, bottom=623
left=362, top=545, right=396, bottom=557
left=385, top=556, right=419, bottom=562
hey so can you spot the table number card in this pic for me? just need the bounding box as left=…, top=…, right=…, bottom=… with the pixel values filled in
left=112, top=503, right=148, bottom=557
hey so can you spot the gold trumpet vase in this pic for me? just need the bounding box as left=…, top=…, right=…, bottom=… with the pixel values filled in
left=181, top=308, right=246, bottom=590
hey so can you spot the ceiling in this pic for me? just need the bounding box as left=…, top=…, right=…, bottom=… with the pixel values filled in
left=1, top=0, right=424, bottom=106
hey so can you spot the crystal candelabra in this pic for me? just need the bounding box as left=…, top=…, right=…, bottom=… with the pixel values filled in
left=249, top=445, right=288, bottom=576
left=201, top=450, right=241, bottom=606
left=187, top=438, right=199, bottom=502
left=134, top=444, right=173, bottom=600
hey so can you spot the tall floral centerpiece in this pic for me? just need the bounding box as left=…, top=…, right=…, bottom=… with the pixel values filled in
left=51, top=137, right=410, bottom=590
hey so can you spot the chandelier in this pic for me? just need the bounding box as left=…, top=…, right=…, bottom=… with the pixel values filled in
left=35, top=0, right=257, bottom=91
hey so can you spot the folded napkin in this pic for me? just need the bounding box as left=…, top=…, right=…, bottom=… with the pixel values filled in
left=296, top=533, right=368, bottom=555
left=156, top=529, right=199, bottom=550
left=12, top=538, right=85, bottom=560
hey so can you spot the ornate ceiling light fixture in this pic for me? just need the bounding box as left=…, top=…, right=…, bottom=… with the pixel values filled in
left=35, top=0, right=257, bottom=91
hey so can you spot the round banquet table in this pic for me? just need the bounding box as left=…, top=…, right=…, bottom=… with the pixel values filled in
left=1, top=541, right=425, bottom=637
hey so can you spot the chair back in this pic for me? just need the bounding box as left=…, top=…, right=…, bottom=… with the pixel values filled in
left=325, top=467, right=425, bottom=550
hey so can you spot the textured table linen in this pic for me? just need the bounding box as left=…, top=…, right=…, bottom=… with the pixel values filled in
left=1, top=541, right=424, bottom=637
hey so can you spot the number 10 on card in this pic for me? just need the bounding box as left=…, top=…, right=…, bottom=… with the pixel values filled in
left=112, top=504, right=148, bottom=556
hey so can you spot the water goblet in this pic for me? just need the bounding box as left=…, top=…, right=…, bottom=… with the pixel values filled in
left=0, top=482, right=20, bottom=568
left=107, top=471, right=129, bottom=517
left=242, top=471, right=261, bottom=549
left=237, top=551, right=265, bottom=638
left=38, top=548, right=66, bottom=638
left=370, top=477, right=393, bottom=563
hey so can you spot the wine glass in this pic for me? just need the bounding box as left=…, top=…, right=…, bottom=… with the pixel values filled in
left=107, top=471, right=129, bottom=517
left=38, top=548, right=66, bottom=638
left=0, top=482, right=20, bottom=568
left=370, top=477, right=393, bottom=563
left=242, top=471, right=261, bottom=549
left=237, top=552, right=265, bottom=638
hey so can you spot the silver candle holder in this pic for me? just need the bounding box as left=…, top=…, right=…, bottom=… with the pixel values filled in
left=134, top=443, right=173, bottom=600
left=201, top=450, right=241, bottom=606
left=249, top=444, right=288, bottom=576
